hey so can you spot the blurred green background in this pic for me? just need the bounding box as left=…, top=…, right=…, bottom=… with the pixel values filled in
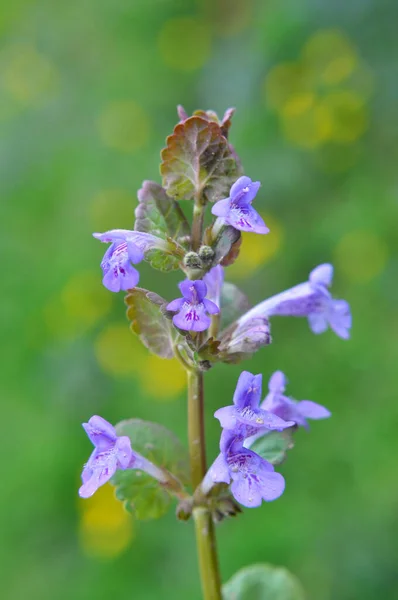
left=1, top=0, right=397, bottom=598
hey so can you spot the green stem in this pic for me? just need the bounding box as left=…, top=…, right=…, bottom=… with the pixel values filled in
left=209, top=314, right=220, bottom=340
left=187, top=369, right=222, bottom=600
left=191, top=197, right=205, bottom=252
left=193, top=507, right=223, bottom=600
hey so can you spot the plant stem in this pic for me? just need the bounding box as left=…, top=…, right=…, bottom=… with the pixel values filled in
left=187, top=369, right=222, bottom=600
left=187, top=369, right=207, bottom=489
left=209, top=314, right=220, bottom=340
left=191, top=197, right=205, bottom=252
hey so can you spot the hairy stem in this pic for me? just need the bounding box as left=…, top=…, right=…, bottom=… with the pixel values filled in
left=191, top=197, right=205, bottom=252
left=187, top=369, right=222, bottom=600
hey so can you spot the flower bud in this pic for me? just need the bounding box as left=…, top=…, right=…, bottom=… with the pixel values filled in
left=183, top=252, right=203, bottom=269
left=198, top=245, right=215, bottom=266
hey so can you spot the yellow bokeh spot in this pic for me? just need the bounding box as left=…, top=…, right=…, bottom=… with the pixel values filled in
left=44, top=271, right=112, bottom=340
left=264, top=63, right=315, bottom=110
left=139, top=355, right=186, bottom=400
left=334, top=230, right=388, bottom=283
left=98, top=101, right=150, bottom=152
left=79, top=483, right=134, bottom=559
left=2, top=45, right=58, bottom=105
left=89, top=189, right=135, bottom=232
left=319, top=91, right=367, bottom=143
left=281, top=100, right=332, bottom=149
left=302, top=29, right=357, bottom=85
left=95, top=323, right=145, bottom=377
left=158, top=17, right=211, bottom=71
left=229, top=214, right=284, bottom=279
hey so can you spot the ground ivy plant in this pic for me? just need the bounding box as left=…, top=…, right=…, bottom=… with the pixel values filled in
left=79, top=107, right=352, bottom=600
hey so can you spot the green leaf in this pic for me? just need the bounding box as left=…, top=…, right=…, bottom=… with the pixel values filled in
left=144, top=242, right=181, bottom=272
left=111, top=419, right=190, bottom=520
left=250, top=430, right=295, bottom=466
left=125, top=288, right=175, bottom=358
left=160, top=116, right=242, bottom=202
left=223, top=564, right=306, bottom=600
left=221, top=282, right=251, bottom=329
left=135, top=180, right=190, bottom=241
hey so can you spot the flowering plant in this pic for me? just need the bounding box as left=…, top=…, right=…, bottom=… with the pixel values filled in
left=79, top=107, right=351, bottom=599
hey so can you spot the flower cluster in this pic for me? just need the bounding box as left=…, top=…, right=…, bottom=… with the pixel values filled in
left=204, top=370, right=330, bottom=507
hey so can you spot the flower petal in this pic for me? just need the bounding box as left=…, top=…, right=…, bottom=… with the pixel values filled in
left=203, top=266, right=224, bottom=307
left=214, top=406, right=238, bottom=430
left=83, top=416, right=117, bottom=450
left=166, top=298, right=184, bottom=311
left=207, top=453, right=231, bottom=485
left=203, top=299, right=220, bottom=315
left=297, top=400, right=331, bottom=420
left=234, top=180, right=261, bottom=206
left=115, top=436, right=133, bottom=468
left=268, top=371, right=287, bottom=394
left=232, top=371, right=260, bottom=409
left=228, top=204, right=269, bottom=234
left=308, top=312, right=329, bottom=334
left=309, top=263, right=334, bottom=288
left=328, top=299, right=352, bottom=339
left=230, top=176, right=253, bottom=198
left=211, top=197, right=231, bottom=217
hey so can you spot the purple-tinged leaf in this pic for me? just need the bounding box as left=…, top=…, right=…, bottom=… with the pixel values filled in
left=160, top=116, right=242, bottom=202
left=125, top=288, right=175, bottom=358
left=135, top=180, right=190, bottom=242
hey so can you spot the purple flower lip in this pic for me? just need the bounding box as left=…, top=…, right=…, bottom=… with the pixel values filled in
left=167, top=279, right=219, bottom=332
left=211, top=176, right=269, bottom=234
left=203, top=434, right=285, bottom=508
left=79, top=416, right=169, bottom=499
left=214, top=371, right=295, bottom=439
left=79, top=415, right=134, bottom=498
left=261, top=370, right=331, bottom=430
left=237, top=263, right=352, bottom=340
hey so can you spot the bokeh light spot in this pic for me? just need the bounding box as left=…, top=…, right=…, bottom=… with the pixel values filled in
left=264, top=63, right=314, bottom=110
left=334, top=230, right=388, bottom=283
left=302, top=30, right=357, bottom=85
left=78, top=483, right=134, bottom=559
left=281, top=101, right=332, bottom=149
left=95, top=323, right=145, bottom=377
left=44, top=271, right=112, bottom=340
left=98, top=101, right=150, bottom=152
left=2, top=44, right=58, bottom=106
left=229, top=214, right=284, bottom=279
left=158, top=17, right=211, bottom=71
left=140, top=355, right=186, bottom=400
left=89, top=189, right=135, bottom=232
left=319, top=91, right=367, bottom=143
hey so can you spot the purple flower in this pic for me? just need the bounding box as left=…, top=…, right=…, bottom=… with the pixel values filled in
left=214, top=371, right=295, bottom=437
left=93, top=230, right=144, bottom=292
left=167, top=279, right=219, bottom=332
left=262, top=371, right=331, bottom=429
left=94, top=229, right=172, bottom=293
left=204, top=432, right=285, bottom=507
left=79, top=416, right=134, bottom=498
left=79, top=416, right=169, bottom=499
left=237, top=263, right=352, bottom=339
left=211, top=176, right=269, bottom=234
